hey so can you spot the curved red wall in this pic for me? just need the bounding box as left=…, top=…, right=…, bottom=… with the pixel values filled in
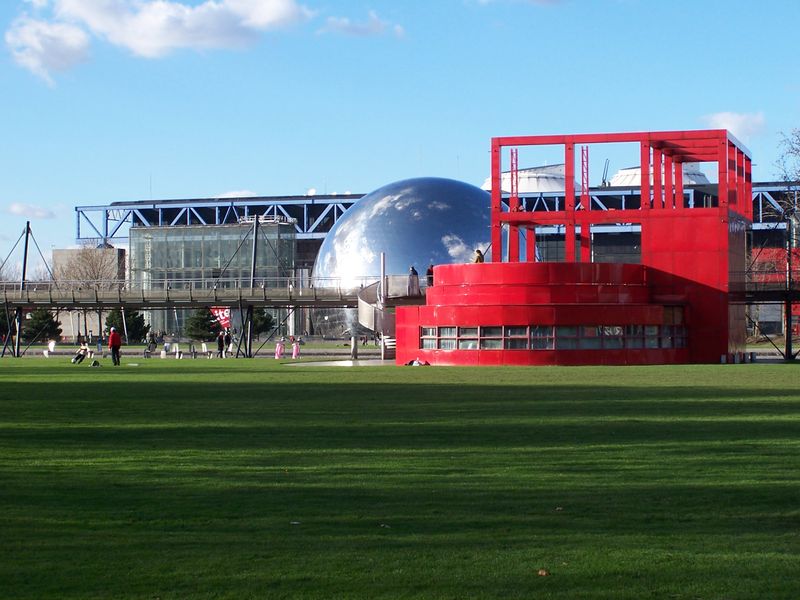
left=396, top=262, right=689, bottom=366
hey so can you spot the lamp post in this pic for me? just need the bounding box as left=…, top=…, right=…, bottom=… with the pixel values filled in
left=785, top=197, right=798, bottom=362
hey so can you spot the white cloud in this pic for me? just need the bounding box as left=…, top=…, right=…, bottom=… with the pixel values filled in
left=441, top=234, right=472, bottom=262
left=53, top=0, right=312, bottom=58
left=225, top=0, right=313, bottom=28
left=702, top=111, right=766, bottom=142
left=5, top=0, right=312, bottom=81
left=5, top=16, right=89, bottom=84
left=215, top=190, right=258, bottom=198
left=320, top=10, right=404, bottom=38
left=7, top=1, right=406, bottom=83
left=7, top=202, right=57, bottom=219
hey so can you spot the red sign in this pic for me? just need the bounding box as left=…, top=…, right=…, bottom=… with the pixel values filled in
left=211, top=306, right=231, bottom=329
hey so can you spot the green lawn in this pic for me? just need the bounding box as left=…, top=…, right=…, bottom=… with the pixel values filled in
left=1, top=359, right=799, bottom=599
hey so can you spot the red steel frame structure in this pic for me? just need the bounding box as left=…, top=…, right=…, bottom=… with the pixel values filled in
left=490, top=130, right=752, bottom=263
left=396, top=130, right=753, bottom=365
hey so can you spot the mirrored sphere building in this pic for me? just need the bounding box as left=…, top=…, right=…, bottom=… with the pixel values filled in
left=312, top=177, right=491, bottom=337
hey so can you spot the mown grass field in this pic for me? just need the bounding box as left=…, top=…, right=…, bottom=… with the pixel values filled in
left=1, top=358, right=799, bottom=599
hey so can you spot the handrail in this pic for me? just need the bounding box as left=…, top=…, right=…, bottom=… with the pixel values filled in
left=0, top=275, right=381, bottom=293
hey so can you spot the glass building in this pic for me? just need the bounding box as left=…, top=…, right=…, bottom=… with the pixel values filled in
left=129, top=220, right=296, bottom=335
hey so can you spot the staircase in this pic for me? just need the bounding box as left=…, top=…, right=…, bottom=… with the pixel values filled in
left=356, top=275, right=426, bottom=359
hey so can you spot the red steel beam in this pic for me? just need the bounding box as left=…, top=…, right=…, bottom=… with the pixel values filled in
left=564, top=142, right=576, bottom=261
left=490, top=138, right=502, bottom=262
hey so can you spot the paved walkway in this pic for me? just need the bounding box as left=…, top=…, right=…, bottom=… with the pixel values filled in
left=284, top=358, right=390, bottom=367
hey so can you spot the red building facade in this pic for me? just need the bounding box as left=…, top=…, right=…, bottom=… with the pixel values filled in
left=396, top=130, right=752, bottom=366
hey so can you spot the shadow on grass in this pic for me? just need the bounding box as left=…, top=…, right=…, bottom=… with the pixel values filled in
left=2, top=371, right=800, bottom=598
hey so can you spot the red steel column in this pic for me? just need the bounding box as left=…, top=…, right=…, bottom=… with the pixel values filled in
left=526, top=227, right=537, bottom=262
left=581, top=145, right=590, bottom=211
left=718, top=140, right=729, bottom=212
left=508, top=226, right=520, bottom=262
left=490, top=138, right=502, bottom=262
left=736, top=148, right=746, bottom=215
left=727, top=142, right=737, bottom=211
left=674, top=161, right=684, bottom=210
left=508, top=148, right=520, bottom=262
left=565, top=142, right=576, bottom=262
left=664, top=154, right=674, bottom=209
left=580, top=223, right=591, bottom=262
left=744, top=154, right=753, bottom=221
left=640, top=142, right=651, bottom=212
left=653, top=147, right=663, bottom=209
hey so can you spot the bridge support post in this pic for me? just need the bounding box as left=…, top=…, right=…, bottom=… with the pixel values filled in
left=13, top=307, right=22, bottom=358
left=245, top=305, right=254, bottom=358
left=786, top=215, right=795, bottom=362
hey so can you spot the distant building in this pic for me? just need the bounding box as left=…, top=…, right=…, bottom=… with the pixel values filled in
left=52, top=245, right=126, bottom=282
left=52, top=245, right=126, bottom=342
left=481, top=164, right=574, bottom=194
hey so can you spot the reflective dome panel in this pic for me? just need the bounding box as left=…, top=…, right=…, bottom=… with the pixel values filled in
left=313, top=177, right=491, bottom=286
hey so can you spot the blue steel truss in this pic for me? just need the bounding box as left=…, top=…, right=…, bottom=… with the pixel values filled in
left=75, top=193, right=363, bottom=244
left=75, top=183, right=798, bottom=245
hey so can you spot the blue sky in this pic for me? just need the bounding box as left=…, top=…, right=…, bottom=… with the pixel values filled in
left=1, top=0, right=799, bottom=260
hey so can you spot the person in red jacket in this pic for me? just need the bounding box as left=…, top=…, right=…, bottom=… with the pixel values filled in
left=108, top=327, right=122, bottom=366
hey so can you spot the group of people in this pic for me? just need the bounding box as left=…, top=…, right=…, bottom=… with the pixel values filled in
left=72, top=326, right=121, bottom=365
left=274, top=335, right=303, bottom=359
left=407, top=253, right=483, bottom=296
left=407, top=263, right=437, bottom=295
left=71, top=326, right=308, bottom=364
left=216, top=329, right=233, bottom=358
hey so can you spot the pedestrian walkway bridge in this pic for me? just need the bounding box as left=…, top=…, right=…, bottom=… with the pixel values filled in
left=3, top=270, right=798, bottom=313
left=0, top=275, right=429, bottom=312
left=0, top=277, right=371, bottom=311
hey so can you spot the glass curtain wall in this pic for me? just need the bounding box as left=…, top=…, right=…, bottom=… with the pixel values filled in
left=129, top=222, right=296, bottom=336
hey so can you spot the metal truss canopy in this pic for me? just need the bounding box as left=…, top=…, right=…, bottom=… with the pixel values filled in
left=75, top=194, right=363, bottom=245
left=74, top=180, right=799, bottom=247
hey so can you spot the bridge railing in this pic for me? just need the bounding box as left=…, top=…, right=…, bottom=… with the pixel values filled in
left=0, top=276, right=380, bottom=293
left=0, top=275, right=384, bottom=307
left=737, top=268, right=800, bottom=292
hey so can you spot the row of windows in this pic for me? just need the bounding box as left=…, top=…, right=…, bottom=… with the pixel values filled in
left=419, top=325, right=687, bottom=351
left=130, top=225, right=295, bottom=272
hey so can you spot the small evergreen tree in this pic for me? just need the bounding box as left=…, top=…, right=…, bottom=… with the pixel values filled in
left=105, top=308, right=150, bottom=342
left=185, top=307, right=222, bottom=341
left=0, top=311, right=9, bottom=337
left=252, top=308, right=276, bottom=337
left=22, top=308, right=62, bottom=342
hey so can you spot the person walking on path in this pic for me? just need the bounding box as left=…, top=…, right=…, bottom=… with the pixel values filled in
left=108, top=327, right=122, bottom=366
left=216, top=331, right=225, bottom=358
left=224, top=330, right=232, bottom=358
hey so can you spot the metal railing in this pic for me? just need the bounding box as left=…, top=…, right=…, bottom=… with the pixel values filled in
left=0, top=276, right=383, bottom=309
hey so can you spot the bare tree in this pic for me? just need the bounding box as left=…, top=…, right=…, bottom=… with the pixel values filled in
left=753, top=130, right=800, bottom=357
left=773, top=130, right=800, bottom=249
left=28, top=263, right=54, bottom=284
left=54, top=245, right=124, bottom=290
left=0, top=261, right=20, bottom=284
left=760, top=129, right=800, bottom=220
left=777, top=129, right=800, bottom=183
